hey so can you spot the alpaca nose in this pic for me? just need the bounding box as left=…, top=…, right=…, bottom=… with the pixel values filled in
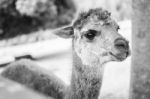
left=114, top=38, right=129, bottom=51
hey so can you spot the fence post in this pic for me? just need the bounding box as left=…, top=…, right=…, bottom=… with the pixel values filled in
left=130, top=0, right=150, bottom=99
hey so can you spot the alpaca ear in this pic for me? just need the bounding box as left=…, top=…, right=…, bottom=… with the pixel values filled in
left=54, top=26, right=74, bottom=38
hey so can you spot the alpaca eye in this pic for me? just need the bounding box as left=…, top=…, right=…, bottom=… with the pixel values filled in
left=84, top=29, right=97, bottom=40
left=117, top=26, right=120, bottom=31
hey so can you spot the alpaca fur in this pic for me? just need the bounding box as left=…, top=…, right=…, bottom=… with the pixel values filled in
left=65, top=51, right=104, bottom=99
left=1, top=8, right=130, bottom=99
left=73, top=8, right=111, bottom=29
left=2, top=59, right=66, bottom=99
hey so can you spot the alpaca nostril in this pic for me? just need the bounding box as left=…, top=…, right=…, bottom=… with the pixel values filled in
left=114, top=38, right=129, bottom=50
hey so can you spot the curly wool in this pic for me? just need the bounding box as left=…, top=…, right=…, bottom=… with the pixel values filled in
left=73, top=8, right=111, bottom=29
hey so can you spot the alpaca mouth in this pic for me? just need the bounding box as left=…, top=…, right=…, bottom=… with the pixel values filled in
left=109, top=51, right=130, bottom=61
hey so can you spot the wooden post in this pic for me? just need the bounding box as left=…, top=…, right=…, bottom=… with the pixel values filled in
left=130, top=0, right=150, bottom=99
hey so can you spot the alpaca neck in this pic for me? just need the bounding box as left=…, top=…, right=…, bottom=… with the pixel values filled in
left=67, top=51, right=104, bottom=99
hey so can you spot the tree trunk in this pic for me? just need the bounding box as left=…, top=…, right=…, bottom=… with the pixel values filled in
left=130, top=0, right=150, bottom=99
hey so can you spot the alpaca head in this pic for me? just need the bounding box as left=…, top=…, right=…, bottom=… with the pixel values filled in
left=55, top=8, right=130, bottom=66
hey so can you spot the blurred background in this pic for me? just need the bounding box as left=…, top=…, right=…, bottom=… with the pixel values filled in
left=0, top=0, right=131, bottom=99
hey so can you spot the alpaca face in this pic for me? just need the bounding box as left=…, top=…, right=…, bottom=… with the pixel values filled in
left=55, top=8, right=130, bottom=66
left=73, top=18, right=129, bottom=66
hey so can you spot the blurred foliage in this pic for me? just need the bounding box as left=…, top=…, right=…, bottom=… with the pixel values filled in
left=0, top=0, right=76, bottom=40
left=0, top=0, right=131, bottom=46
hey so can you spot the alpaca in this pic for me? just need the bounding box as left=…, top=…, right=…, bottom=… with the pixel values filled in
left=1, top=8, right=130, bottom=99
